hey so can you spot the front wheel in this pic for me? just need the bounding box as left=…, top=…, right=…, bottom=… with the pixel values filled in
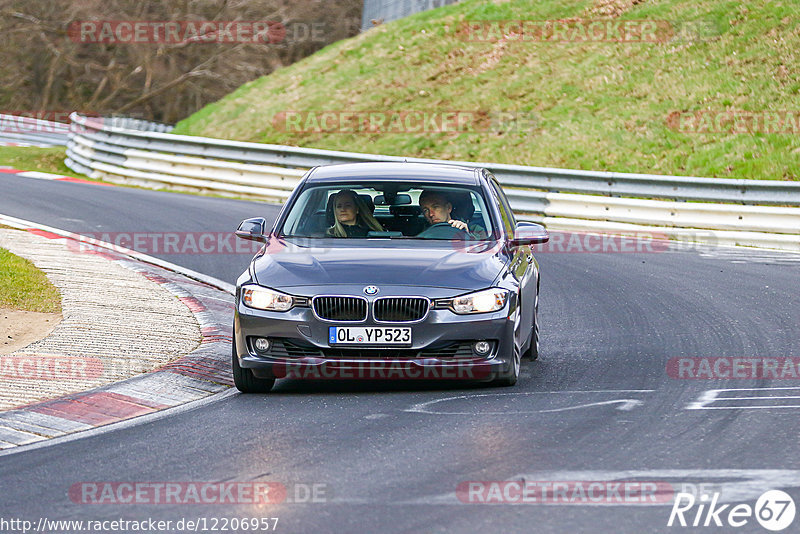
left=232, top=344, right=275, bottom=393
left=490, top=344, right=520, bottom=387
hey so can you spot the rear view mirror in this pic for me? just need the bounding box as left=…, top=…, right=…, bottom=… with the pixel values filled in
left=510, top=222, right=549, bottom=246
left=374, top=193, right=412, bottom=206
left=235, top=217, right=268, bottom=242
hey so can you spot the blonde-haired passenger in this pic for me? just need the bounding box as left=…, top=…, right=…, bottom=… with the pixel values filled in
left=326, top=189, right=384, bottom=238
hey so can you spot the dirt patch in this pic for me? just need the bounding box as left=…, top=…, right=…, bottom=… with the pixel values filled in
left=470, top=38, right=509, bottom=75
left=0, top=308, right=61, bottom=355
left=588, top=0, right=645, bottom=18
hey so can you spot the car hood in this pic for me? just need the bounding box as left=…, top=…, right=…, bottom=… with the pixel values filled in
left=252, top=239, right=508, bottom=291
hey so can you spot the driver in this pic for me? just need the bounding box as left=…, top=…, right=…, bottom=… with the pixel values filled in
left=418, top=190, right=485, bottom=237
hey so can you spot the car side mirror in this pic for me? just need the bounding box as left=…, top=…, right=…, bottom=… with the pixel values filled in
left=235, top=217, right=268, bottom=242
left=510, top=222, right=549, bottom=246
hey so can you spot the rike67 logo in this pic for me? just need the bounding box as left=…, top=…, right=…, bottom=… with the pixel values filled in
left=668, top=490, right=796, bottom=531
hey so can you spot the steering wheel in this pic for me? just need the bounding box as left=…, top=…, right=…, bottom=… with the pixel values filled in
left=416, top=222, right=469, bottom=239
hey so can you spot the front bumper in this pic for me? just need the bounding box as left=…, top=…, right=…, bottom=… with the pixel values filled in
left=234, top=289, right=517, bottom=382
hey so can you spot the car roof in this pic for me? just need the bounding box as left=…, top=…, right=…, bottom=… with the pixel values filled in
left=305, top=162, right=482, bottom=185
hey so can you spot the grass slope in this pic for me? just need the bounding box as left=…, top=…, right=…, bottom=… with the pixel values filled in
left=0, top=146, right=83, bottom=178
left=0, top=246, right=61, bottom=313
left=174, top=0, right=800, bottom=180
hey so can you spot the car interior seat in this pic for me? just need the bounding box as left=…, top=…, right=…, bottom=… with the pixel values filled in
left=448, top=191, right=475, bottom=222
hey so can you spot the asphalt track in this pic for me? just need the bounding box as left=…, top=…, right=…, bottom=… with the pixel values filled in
left=1, top=175, right=799, bottom=533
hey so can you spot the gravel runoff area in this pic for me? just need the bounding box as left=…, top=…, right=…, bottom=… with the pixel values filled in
left=0, top=219, right=236, bottom=451
left=0, top=228, right=202, bottom=410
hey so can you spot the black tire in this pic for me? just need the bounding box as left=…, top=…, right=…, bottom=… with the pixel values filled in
left=491, top=344, right=520, bottom=387
left=522, top=317, right=539, bottom=361
left=232, top=344, right=275, bottom=393
left=522, top=300, right=540, bottom=361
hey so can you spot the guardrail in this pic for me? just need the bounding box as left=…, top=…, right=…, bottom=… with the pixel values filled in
left=64, top=113, right=800, bottom=251
left=0, top=114, right=71, bottom=147
left=66, top=114, right=304, bottom=201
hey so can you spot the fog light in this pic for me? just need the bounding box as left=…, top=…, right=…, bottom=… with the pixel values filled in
left=473, top=341, right=491, bottom=355
left=254, top=337, right=271, bottom=352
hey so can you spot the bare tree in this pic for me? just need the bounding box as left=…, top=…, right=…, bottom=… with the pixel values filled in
left=0, top=0, right=362, bottom=122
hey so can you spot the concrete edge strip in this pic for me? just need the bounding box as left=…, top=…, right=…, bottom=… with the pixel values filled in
left=0, top=167, right=107, bottom=186
left=0, top=214, right=238, bottom=455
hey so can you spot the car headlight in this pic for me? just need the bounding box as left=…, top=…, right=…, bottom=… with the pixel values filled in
left=449, top=288, right=508, bottom=314
left=242, top=285, right=294, bottom=312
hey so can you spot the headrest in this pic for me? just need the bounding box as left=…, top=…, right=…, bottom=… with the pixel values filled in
left=448, top=191, right=475, bottom=221
left=419, top=190, right=475, bottom=221
left=358, top=194, right=374, bottom=214
left=326, top=192, right=375, bottom=226
left=326, top=195, right=335, bottom=226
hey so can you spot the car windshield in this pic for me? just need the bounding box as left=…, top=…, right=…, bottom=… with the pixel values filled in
left=279, top=182, right=495, bottom=240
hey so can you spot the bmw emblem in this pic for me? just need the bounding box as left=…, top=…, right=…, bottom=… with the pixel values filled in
left=364, top=285, right=379, bottom=295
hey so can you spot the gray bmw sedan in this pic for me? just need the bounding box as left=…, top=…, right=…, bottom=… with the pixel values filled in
left=232, top=162, right=548, bottom=392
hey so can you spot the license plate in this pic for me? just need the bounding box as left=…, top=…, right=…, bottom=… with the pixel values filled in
left=329, top=326, right=412, bottom=345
